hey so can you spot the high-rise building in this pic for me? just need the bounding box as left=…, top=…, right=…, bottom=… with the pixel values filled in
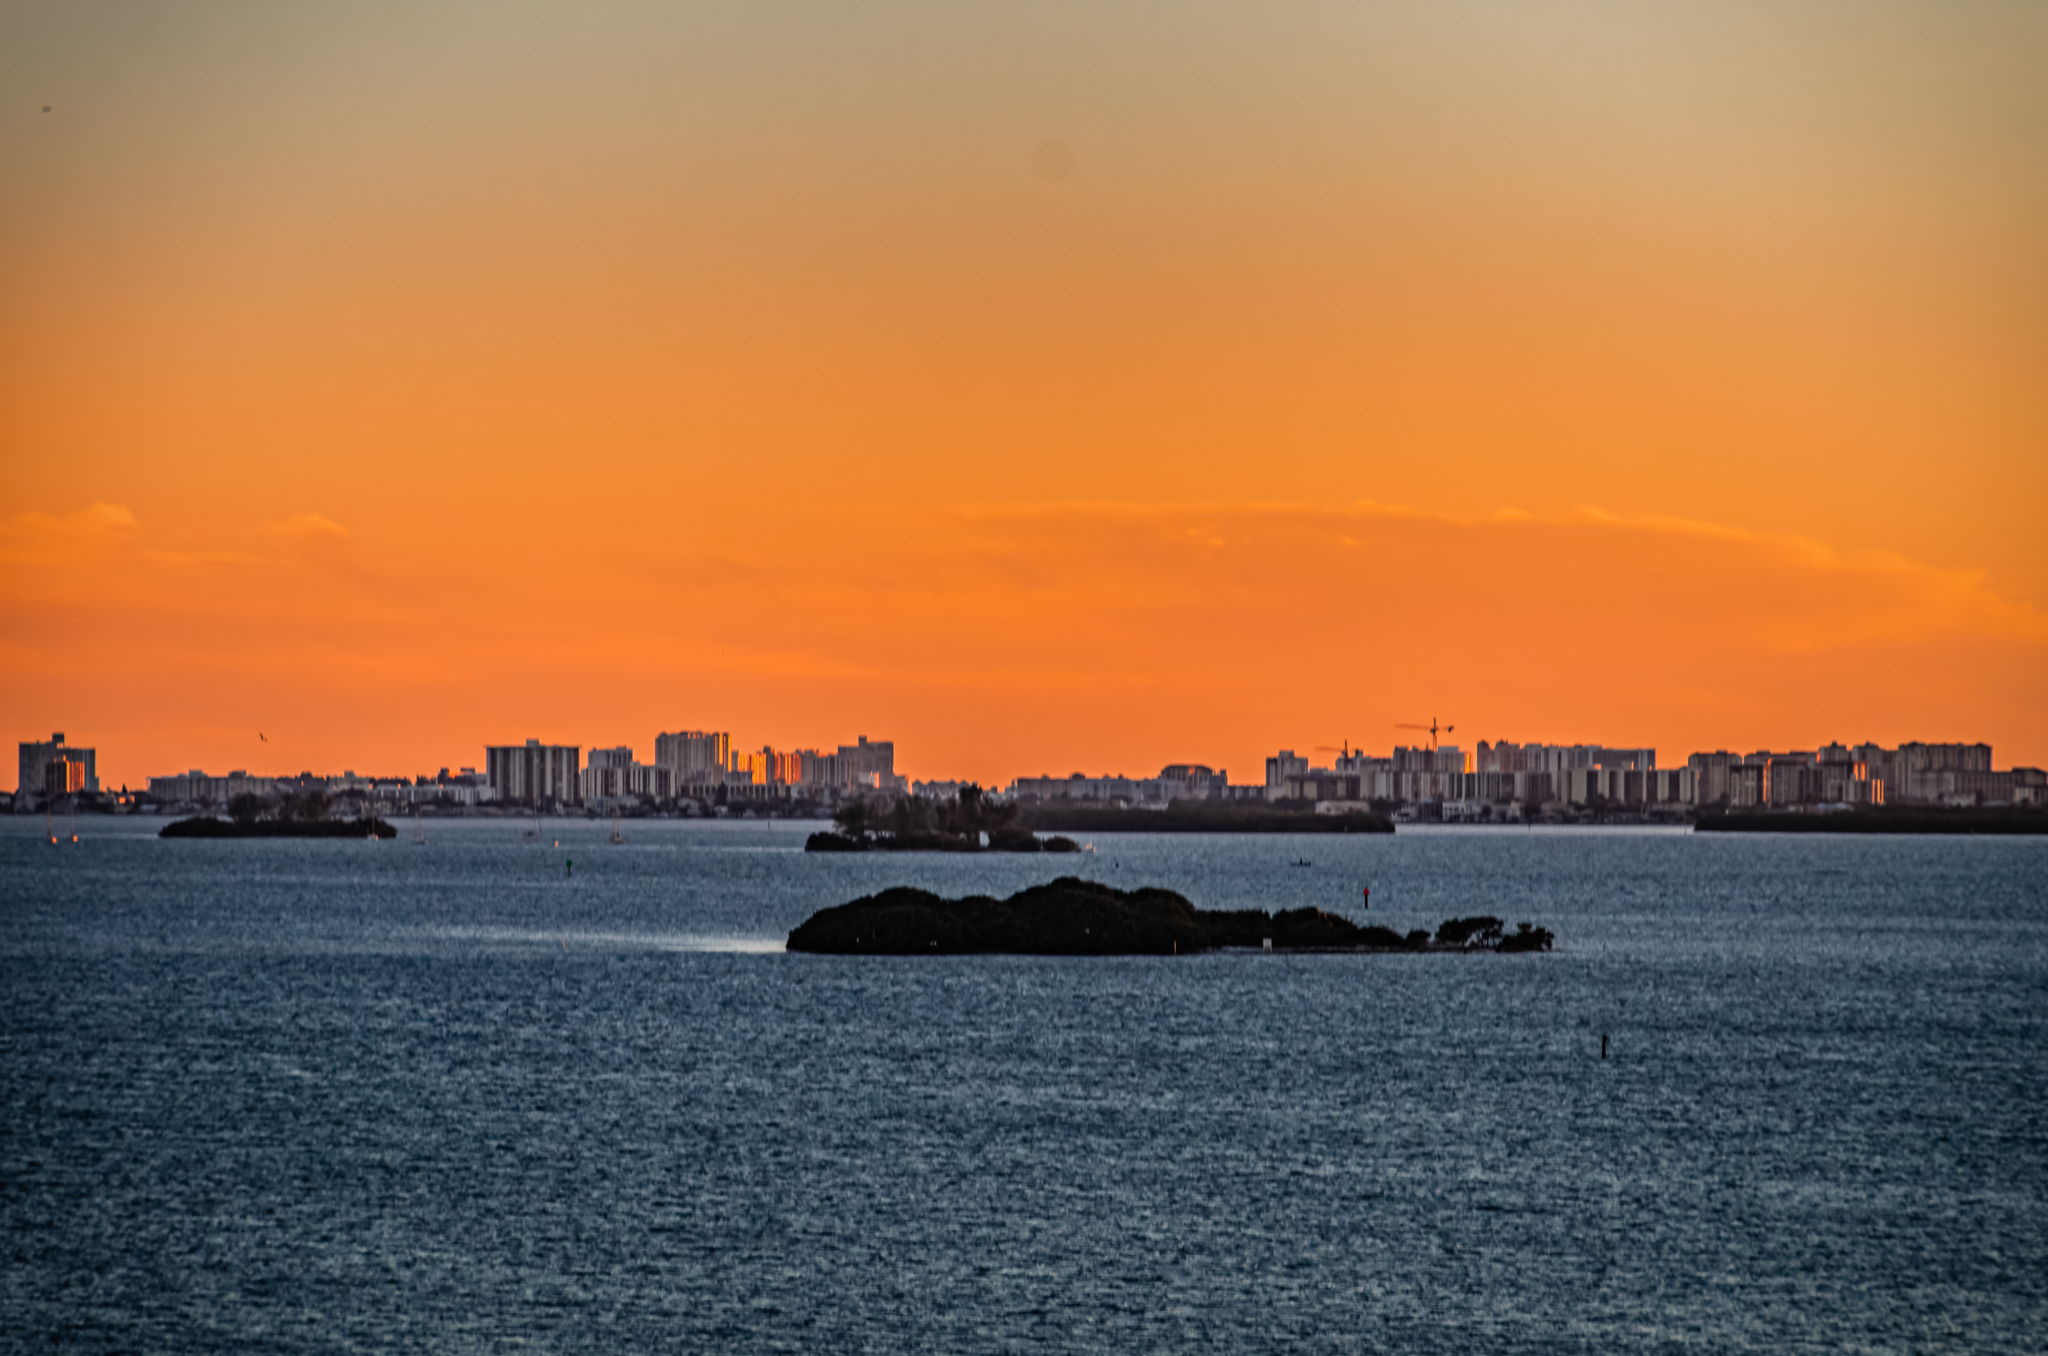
left=1264, top=750, right=1308, bottom=792
left=654, top=730, right=731, bottom=783
left=17, top=733, right=97, bottom=799
left=581, top=758, right=674, bottom=802
left=1556, top=767, right=1693, bottom=807
left=484, top=739, right=582, bottom=806
left=797, top=748, right=836, bottom=787
left=44, top=758, right=87, bottom=797
left=1765, top=758, right=1815, bottom=805
left=1390, top=744, right=1461, bottom=774
left=1158, top=763, right=1229, bottom=798
left=1881, top=742, right=1994, bottom=801
left=1476, top=742, right=1653, bottom=774
left=581, top=745, right=652, bottom=801
left=1686, top=751, right=1740, bottom=805
left=1741, top=750, right=1817, bottom=804
left=836, top=736, right=896, bottom=790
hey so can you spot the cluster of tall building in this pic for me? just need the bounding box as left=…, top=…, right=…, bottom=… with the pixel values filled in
left=1009, top=764, right=1240, bottom=806
left=483, top=731, right=902, bottom=808
left=1010, top=738, right=2043, bottom=815
left=1261, top=741, right=1670, bottom=808
left=10, top=726, right=902, bottom=814
left=1685, top=742, right=2039, bottom=808
left=15, top=725, right=2046, bottom=817
left=128, top=730, right=901, bottom=813
left=1251, top=739, right=2041, bottom=813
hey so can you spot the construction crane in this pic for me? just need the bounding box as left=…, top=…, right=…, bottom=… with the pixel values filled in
left=1395, top=717, right=1454, bottom=750
left=1316, top=742, right=1356, bottom=758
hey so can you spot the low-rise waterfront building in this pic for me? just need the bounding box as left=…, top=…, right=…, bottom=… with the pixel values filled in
left=1010, top=772, right=1167, bottom=805
left=145, top=769, right=277, bottom=805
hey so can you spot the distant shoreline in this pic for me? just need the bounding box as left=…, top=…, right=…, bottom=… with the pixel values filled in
left=1696, top=808, right=2047, bottom=835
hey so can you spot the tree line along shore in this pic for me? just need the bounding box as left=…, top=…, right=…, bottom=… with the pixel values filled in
left=134, top=789, right=2045, bottom=841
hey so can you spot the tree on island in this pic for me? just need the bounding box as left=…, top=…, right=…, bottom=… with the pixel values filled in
left=825, top=786, right=1032, bottom=849
left=228, top=792, right=269, bottom=825
left=280, top=788, right=330, bottom=823
left=833, top=797, right=874, bottom=839
left=886, top=795, right=932, bottom=839
left=947, top=784, right=1019, bottom=841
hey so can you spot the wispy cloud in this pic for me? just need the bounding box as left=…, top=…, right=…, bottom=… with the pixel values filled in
left=268, top=512, right=351, bottom=541
left=0, top=502, right=139, bottom=563
left=939, top=498, right=2048, bottom=649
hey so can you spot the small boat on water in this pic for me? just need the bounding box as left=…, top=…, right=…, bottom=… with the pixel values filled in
left=1291, top=859, right=1312, bottom=868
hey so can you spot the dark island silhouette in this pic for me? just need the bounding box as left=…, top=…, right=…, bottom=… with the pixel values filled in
left=159, top=789, right=396, bottom=839
left=806, top=786, right=1393, bottom=851
left=806, top=786, right=1082, bottom=853
left=805, top=828, right=1082, bottom=853
left=787, top=877, right=1555, bottom=955
left=160, top=815, right=397, bottom=840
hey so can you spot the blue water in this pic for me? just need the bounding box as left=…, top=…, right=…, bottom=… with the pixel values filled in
left=3, top=817, right=2044, bottom=1352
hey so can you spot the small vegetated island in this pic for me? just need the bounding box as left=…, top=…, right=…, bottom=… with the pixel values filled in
left=161, top=815, right=397, bottom=840
left=787, top=877, right=1555, bottom=955
left=806, top=787, right=1083, bottom=853
left=159, top=790, right=396, bottom=840
left=806, top=787, right=1393, bottom=852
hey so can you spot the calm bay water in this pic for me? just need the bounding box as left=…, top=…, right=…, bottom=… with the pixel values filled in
left=3, top=816, right=2044, bottom=1352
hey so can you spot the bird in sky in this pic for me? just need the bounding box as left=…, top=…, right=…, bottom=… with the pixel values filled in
left=259, top=732, right=268, bottom=742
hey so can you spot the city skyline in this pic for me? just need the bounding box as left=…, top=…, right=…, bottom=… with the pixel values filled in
left=9, top=717, right=2044, bottom=800
left=17, top=722, right=2038, bottom=814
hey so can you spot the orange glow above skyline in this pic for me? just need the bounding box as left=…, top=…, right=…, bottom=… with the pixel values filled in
left=3, top=2, right=2044, bottom=786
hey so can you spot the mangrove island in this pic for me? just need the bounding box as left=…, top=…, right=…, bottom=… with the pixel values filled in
left=159, top=789, right=396, bottom=839
left=806, top=786, right=1082, bottom=853
left=786, top=876, right=1555, bottom=955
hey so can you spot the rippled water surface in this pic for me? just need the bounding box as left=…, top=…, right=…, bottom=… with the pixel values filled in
left=3, top=817, right=2044, bottom=1352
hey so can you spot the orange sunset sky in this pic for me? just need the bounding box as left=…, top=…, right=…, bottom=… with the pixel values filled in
left=4, top=2, right=2045, bottom=788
